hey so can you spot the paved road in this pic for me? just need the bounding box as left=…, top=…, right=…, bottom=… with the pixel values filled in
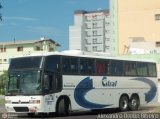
left=1, top=104, right=160, bottom=119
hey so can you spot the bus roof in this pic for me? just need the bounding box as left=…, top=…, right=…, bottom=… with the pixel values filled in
left=13, top=50, right=156, bottom=63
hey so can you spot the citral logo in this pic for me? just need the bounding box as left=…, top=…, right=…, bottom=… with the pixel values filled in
left=102, top=76, right=117, bottom=87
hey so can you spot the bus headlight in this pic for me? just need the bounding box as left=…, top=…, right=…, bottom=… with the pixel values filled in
left=5, top=100, right=12, bottom=104
left=29, top=100, right=40, bottom=104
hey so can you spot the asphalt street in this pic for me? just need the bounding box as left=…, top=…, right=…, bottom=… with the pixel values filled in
left=1, top=103, right=160, bottom=119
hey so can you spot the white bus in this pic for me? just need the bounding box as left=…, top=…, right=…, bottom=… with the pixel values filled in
left=5, top=51, right=158, bottom=116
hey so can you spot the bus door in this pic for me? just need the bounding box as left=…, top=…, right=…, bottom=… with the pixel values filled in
left=43, top=72, right=62, bottom=112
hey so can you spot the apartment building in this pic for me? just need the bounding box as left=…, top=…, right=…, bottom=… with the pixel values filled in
left=69, top=8, right=116, bottom=54
left=109, top=0, right=160, bottom=77
left=0, top=38, right=60, bottom=74
left=110, top=0, right=160, bottom=55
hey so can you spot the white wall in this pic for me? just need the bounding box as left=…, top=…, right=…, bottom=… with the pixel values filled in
left=69, top=26, right=83, bottom=50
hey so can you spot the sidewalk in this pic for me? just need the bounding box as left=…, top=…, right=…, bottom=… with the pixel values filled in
left=143, top=102, right=160, bottom=107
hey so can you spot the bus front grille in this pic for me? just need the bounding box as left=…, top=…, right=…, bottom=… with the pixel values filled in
left=14, top=107, right=29, bottom=112
left=12, top=102, right=29, bottom=104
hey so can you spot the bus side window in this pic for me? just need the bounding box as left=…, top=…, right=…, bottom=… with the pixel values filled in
left=96, top=59, right=110, bottom=75
left=44, top=56, right=61, bottom=72
left=137, top=62, right=148, bottom=77
left=54, top=74, right=62, bottom=92
left=70, top=58, right=79, bottom=74
left=96, top=60, right=105, bottom=75
left=148, top=63, right=157, bottom=77
left=87, top=59, right=95, bottom=74
left=111, top=60, right=124, bottom=76
left=80, top=58, right=87, bottom=74
left=124, top=61, right=137, bottom=76
left=44, top=74, right=54, bottom=94
left=63, top=57, right=70, bottom=73
left=80, top=58, right=95, bottom=74
left=62, top=56, right=79, bottom=74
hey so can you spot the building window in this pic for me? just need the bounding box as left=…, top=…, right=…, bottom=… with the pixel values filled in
left=106, top=30, right=110, bottom=34
left=106, top=46, right=110, bottom=49
left=3, top=59, right=7, bottom=62
left=49, top=47, right=54, bottom=52
left=92, top=15, right=97, bottom=20
left=85, top=16, right=91, bottom=21
left=85, top=39, right=91, bottom=45
left=3, top=48, right=6, bottom=52
left=17, top=46, right=23, bottom=52
left=92, top=22, right=97, bottom=28
left=85, top=31, right=90, bottom=37
left=93, top=38, right=97, bottom=44
left=0, top=48, right=3, bottom=52
left=36, top=46, right=41, bottom=51
left=1, top=48, right=3, bottom=52
left=84, top=47, right=88, bottom=51
left=106, top=22, right=110, bottom=26
left=85, top=23, right=91, bottom=29
left=93, top=30, right=97, bottom=36
left=93, top=46, right=97, bottom=52
left=0, top=47, right=6, bottom=52
left=156, top=42, right=160, bottom=47
left=155, top=14, right=160, bottom=20
left=106, top=38, right=110, bottom=41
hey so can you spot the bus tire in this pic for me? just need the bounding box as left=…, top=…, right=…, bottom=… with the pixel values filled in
left=38, top=113, right=48, bottom=118
left=119, top=95, right=129, bottom=112
left=56, top=98, right=71, bottom=116
left=27, top=113, right=35, bottom=117
left=129, top=95, right=140, bottom=111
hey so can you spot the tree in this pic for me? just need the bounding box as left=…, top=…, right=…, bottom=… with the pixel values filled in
left=0, top=71, right=7, bottom=95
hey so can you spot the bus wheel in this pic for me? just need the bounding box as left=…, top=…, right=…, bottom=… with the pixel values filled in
left=27, top=113, right=35, bottom=117
left=129, top=95, right=140, bottom=111
left=56, top=98, right=71, bottom=116
left=119, top=95, right=129, bottom=112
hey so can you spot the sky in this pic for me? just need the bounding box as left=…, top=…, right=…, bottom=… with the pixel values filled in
left=0, top=0, right=109, bottom=51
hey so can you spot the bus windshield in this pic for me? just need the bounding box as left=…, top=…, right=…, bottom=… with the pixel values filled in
left=9, top=56, right=43, bottom=70
left=6, top=70, right=42, bottom=95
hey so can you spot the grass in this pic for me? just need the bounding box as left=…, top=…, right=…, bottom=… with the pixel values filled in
left=0, top=98, right=5, bottom=105
left=154, top=107, right=160, bottom=113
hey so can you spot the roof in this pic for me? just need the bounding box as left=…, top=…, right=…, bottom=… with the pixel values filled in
left=75, top=9, right=109, bottom=15
left=0, top=38, right=61, bottom=46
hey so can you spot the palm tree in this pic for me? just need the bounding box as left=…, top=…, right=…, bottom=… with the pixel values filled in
left=0, top=2, right=2, bottom=21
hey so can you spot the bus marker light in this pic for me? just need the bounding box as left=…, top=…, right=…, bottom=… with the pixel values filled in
left=29, top=100, right=40, bottom=104
left=29, top=108, right=37, bottom=112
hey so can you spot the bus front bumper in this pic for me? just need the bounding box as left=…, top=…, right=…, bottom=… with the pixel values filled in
left=5, top=104, right=44, bottom=113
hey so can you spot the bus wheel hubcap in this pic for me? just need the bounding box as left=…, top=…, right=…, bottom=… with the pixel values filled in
left=131, top=99, right=137, bottom=107
left=122, top=100, right=127, bottom=109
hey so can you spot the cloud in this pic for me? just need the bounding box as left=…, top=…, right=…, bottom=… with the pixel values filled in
left=27, top=26, right=60, bottom=36
left=3, top=16, right=38, bottom=21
